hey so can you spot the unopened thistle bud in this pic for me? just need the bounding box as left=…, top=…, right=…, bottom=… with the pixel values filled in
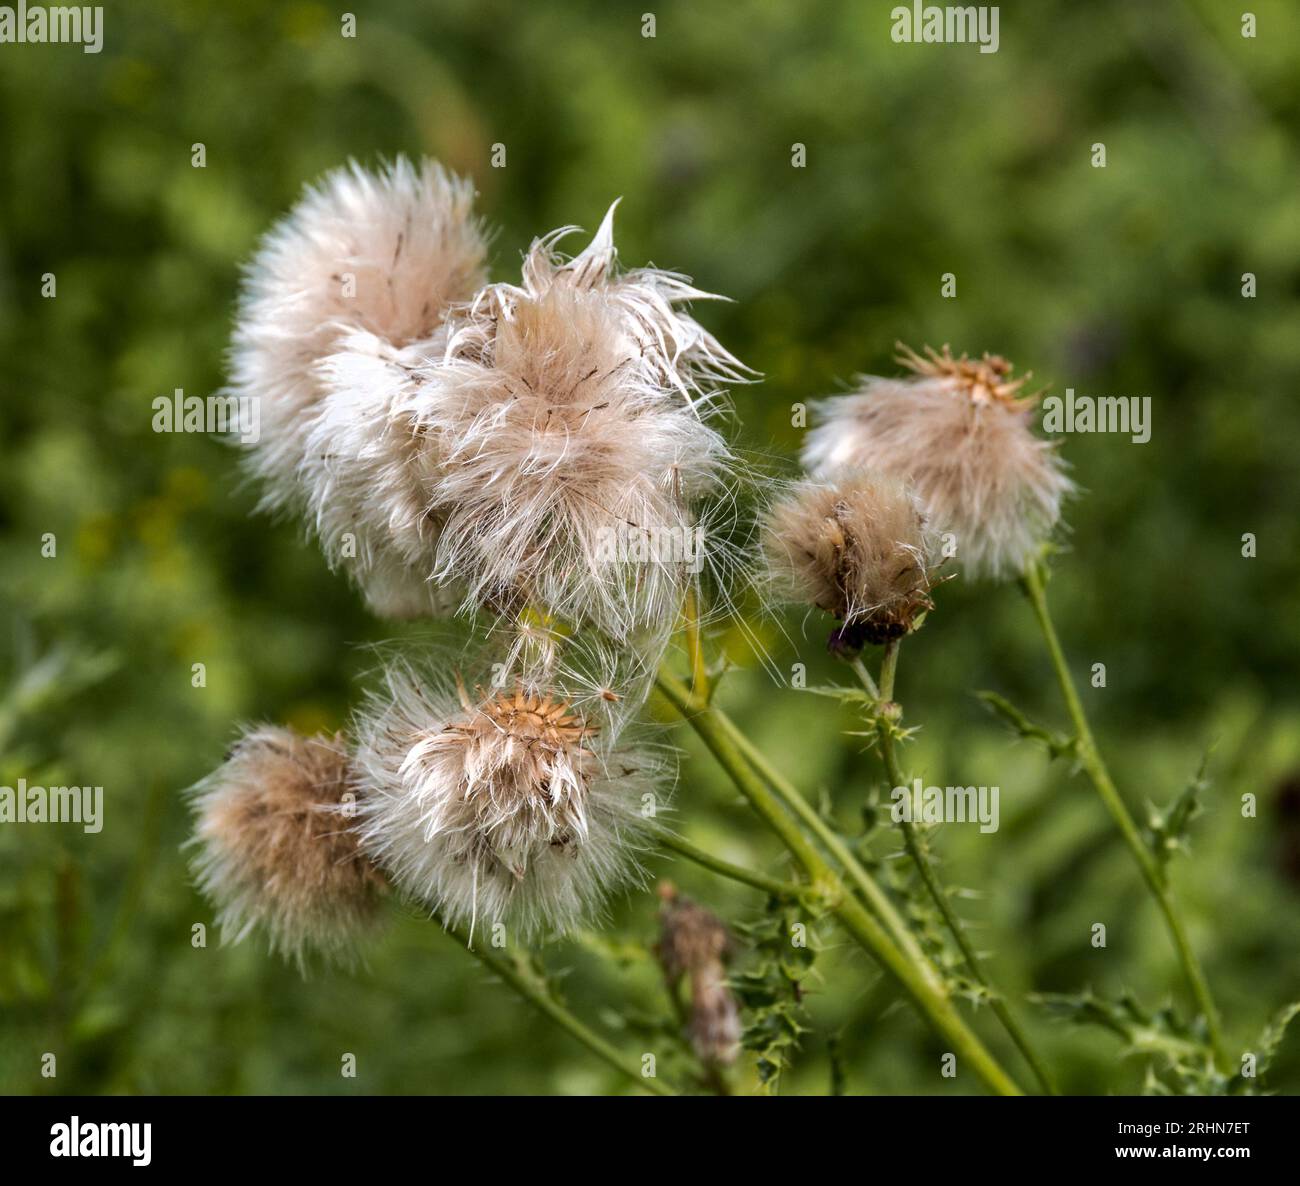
left=656, top=882, right=741, bottom=1067
left=354, top=663, right=665, bottom=941
left=762, top=471, right=940, bottom=654
left=802, top=344, right=1072, bottom=581
left=188, top=726, right=386, bottom=965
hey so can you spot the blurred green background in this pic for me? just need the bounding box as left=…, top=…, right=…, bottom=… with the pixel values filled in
left=2, top=0, right=1299, bottom=1095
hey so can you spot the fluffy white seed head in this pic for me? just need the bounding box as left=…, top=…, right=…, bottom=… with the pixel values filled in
left=415, top=206, right=749, bottom=637
left=228, top=157, right=487, bottom=613
left=353, top=660, right=667, bottom=941
left=188, top=726, right=386, bottom=966
left=802, top=345, right=1072, bottom=580
left=304, top=328, right=461, bottom=618
left=451, top=201, right=749, bottom=397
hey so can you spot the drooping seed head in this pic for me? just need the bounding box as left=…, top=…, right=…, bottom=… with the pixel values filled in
left=656, top=883, right=741, bottom=1066
left=762, top=471, right=940, bottom=651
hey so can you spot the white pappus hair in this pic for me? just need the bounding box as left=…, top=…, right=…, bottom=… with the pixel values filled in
left=227, top=156, right=488, bottom=613
left=353, top=657, right=670, bottom=942
left=412, top=203, right=751, bottom=637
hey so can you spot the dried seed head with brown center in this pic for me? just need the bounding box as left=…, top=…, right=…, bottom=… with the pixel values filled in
left=188, top=726, right=386, bottom=966
left=437, top=682, right=597, bottom=880
left=355, top=664, right=663, bottom=939
left=894, top=342, right=1032, bottom=407
left=762, top=471, right=940, bottom=654
left=802, top=343, right=1072, bottom=580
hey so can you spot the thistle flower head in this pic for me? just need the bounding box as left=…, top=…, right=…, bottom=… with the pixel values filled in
left=762, top=471, right=940, bottom=653
left=656, top=882, right=741, bottom=1066
left=188, top=726, right=386, bottom=966
left=228, top=157, right=487, bottom=615
left=415, top=206, right=748, bottom=636
left=354, top=660, right=665, bottom=940
left=302, top=328, right=462, bottom=619
left=802, top=343, right=1072, bottom=580
left=453, top=201, right=749, bottom=395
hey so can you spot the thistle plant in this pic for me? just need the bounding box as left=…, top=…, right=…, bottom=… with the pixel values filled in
left=188, top=158, right=1288, bottom=1096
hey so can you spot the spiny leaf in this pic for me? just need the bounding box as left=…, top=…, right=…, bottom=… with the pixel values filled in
left=1033, top=989, right=1233, bottom=1095
left=975, top=690, right=1076, bottom=761
left=735, top=899, right=818, bottom=1092
left=1253, top=999, right=1300, bottom=1078
left=1146, top=748, right=1213, bottom=872
left=801, top=685, right=876, bottom=707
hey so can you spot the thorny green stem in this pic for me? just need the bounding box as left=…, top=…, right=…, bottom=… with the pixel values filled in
left=707, top=708, right=938, bottom=986
left=657, top=831, right=806, bottom=900
left=657, top=672, right=826, bottom=874
left=1019, top=559, right=1226, bottom=1064
left=442, top=921, right=675, bottom=1096
left=867, top=640, right=1058, bottom=1095
left=655, top=669, right=1024, bottom=1096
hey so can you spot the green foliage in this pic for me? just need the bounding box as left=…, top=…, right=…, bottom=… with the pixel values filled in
left=1034, top=990, right=1230, bottom=1095
left=1254, top=1000, right=1300, bottom=1083
left=1, top=0, right=1298, bottom=1094
left=732, top=900, right=819, bottom=1092
left=1145, top=751, right=1212, bottom=876
left=1032, top=989, right=1300, bottom=1096
left=975, top=690, right=1077, bottom=764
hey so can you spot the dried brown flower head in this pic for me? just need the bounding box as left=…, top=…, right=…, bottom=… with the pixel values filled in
left=657, top=882, right=741, bottom=1067
left=894, top=343, right=1032, bottom=407
left=762, top=471, right=940, bottom=653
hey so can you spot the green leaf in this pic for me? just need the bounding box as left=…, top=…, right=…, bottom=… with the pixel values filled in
left=1253, top=999, right=1300, bottom=1078
left=1033, top=989, right=1230, bottom=1095
left=734, top=900, right=819, bottom=1092
left=1145, top=749, right=1213, bottom=872
left=800, top=685, right=876, bottom=706
left=975, top=690, right=1076, bottom=761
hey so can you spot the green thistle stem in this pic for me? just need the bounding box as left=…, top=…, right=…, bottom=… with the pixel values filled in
left=442, top=922, right=676, bottom=1096
left=1019, top=558, right=1225, bottom=1064
left=868, top=639, right=1058, bottom=1095
left=657, top=831, right=805, bottom=900
left=655, top=669, right=1023, bottom=1096
left=706, top=706, right=938, bottom=985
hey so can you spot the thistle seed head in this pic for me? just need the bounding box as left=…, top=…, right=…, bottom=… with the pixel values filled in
left=354, top=661, right=666, bottom=940
left=228, top=157, right=486, bottom=615
left=188, top=726, right=386, bottom=967
left=762, top=471, right=940, bottom=651
left=802, top=343, right=1072, bottom=580
left=414, top=206, right=748, bottom=637
left=303, top=328, right=462, bottom=619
